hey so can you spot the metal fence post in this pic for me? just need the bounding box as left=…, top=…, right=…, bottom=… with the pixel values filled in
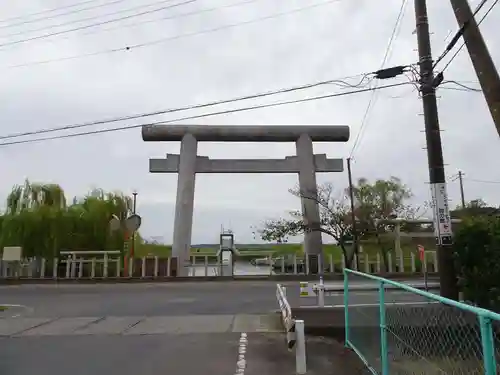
left=344, top=268, right=350, bottom=346
left=379, top=280, right=389, bottom=375
left=479, top=315, right=496, bottom=375
left=295, top=319, right=307, bottom=374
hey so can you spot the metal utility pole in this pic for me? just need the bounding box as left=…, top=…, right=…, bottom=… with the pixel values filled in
left=448, top=0, right=500, bottom=137
left=458, top=171, right=466, bottom=208
left=131, top=191, right=138, bottom=259
left=414, top=0, right=458, bottom=300
left=346, top=158, right=360, bottom=270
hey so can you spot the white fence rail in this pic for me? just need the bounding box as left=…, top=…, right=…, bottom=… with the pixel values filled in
left=298, top=277, right=441, bottom=307
left=276, top=284, right=307, bottom=374
left=0, top=251, right=439, bottom=280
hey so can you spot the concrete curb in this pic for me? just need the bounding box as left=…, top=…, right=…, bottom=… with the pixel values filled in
left=0, top=273, right=439, bottom=285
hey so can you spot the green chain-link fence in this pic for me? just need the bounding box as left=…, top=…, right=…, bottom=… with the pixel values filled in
left=344, top=269, right=500, bottom=375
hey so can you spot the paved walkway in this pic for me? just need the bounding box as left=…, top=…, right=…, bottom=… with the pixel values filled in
left=0, top=314, right=368, bottom=375
left=0, top=314, right=281, bottom=336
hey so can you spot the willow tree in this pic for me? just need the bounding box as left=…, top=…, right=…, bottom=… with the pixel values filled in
left=0, top=180, right=133, bottom=258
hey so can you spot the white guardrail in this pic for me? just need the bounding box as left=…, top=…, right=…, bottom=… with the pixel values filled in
left=299, top=277, right=441, bottom=307
left=276, top=284, right=307, bottom=374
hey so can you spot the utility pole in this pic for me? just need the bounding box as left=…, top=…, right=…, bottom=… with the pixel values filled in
left=346, top=158, right=360, bottom=270
left=131, top=191, right=138, bottom=259
left=415, top=0, right=458, bottom=300
left=448, top=0, right=500, bottom=137
left=458, top=171, right=466, bottom=208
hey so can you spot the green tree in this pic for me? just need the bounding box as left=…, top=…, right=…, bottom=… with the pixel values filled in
left=454, top=216, right=500, bottom=310
left=0, top=180, right=133, bottom=258
left=451, top=199, right=499, bottom=219
left=259, top=183, right=355, bottom=267
left=349, top=177, right=413, bottom=271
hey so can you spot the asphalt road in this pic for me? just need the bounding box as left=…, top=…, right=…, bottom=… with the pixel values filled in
left=0, top=281, right=282, bottom=317
left=0, top=331, right=368, bottom=375
left=0, top=279, right=430, bottom=375
left=0, top=279, right=436, bottom=317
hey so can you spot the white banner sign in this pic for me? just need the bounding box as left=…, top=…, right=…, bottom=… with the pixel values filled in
left=430, top=182, right=453, bottom=245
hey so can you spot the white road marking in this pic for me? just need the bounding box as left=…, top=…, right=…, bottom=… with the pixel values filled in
left=0, top=304, right=33, bottom=318
left=235, top=332, right=247, bottom=375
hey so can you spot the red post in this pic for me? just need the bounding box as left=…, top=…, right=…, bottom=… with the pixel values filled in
left=417, top=244, right=425, bottom=262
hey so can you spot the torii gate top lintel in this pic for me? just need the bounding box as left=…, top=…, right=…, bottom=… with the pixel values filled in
left=142, top=125, right=350, bottom=142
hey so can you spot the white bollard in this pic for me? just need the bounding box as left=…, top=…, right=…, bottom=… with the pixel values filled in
left=65, top=258, right=71, bottom=279
left=53, top=258, right=58, bottom=279
left=318, top=276, right=325, bottom=308
left=154, top=256, right=159, bottom=278
left=295, top=320, right=307, bottom=374
left=141, top=257, right=146, bottom=278
left=103, top=253, right=109, bottom=278
left=128, top=257, right=133, bottom=277
left=91, top=258, right=96, bottom=279
left=40, top=258, right=46, bottom=278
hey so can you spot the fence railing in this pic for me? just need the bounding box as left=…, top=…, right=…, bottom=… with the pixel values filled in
left=0, top=251, right=440, bottom=280
left=343, top=268, right=500, bottom=375
left=276, top=284, right=307, bottom=374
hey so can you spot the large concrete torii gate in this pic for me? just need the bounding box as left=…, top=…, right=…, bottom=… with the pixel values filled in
left=142, top=125, right=350, bottom=275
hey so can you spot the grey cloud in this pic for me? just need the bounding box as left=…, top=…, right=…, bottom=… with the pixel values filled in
left=1, top=0, right=499, bottom=243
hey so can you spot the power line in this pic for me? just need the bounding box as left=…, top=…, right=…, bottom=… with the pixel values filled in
left=0, top=0, right=261, bottom=48
left=440, top=80, right=482, bottom=92
left=0, top=0, right=193, bottom=40
left=463, top=177, right=500, bottom=184
left=432, top=0, right=488, bottom=69
left=0, top=0, right=197, bottom=48
left=0, top=0, right=130, bottom=29
left=0, top=72, right=372, bottom=141
left=0, top=0, right=112, bottom=24
left=437, top=0, right=499, bottom=73
left=2, top=0, right=342, bottom=70
left=349, top=0, right=409, bottom=158
left=0, top=81, right=413, bottom=147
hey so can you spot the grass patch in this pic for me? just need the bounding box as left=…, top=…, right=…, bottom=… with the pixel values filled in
left=134, top=243, right=218, bottom=258
left=240, top=239, right=436, bottom=269
left=0, top=306, right=7, bottom=311
left=134, top=236, right=436, bottom=269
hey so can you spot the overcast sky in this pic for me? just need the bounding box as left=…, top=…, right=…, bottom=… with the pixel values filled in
left=0, top=0, right=499, bottom=244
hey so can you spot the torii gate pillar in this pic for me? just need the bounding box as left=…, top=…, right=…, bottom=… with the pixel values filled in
left=296, top=133, right=323, bottom=257
left=172, top=133, right=198, bottom=272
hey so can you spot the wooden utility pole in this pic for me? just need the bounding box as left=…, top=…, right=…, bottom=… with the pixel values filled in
left=415, top=0, right=458, bottom=300
left=458, top=171, right=466, bottom=208
left=346, top=158, right=360, bottom=270
left=448, top=0, right=500, bottom=137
